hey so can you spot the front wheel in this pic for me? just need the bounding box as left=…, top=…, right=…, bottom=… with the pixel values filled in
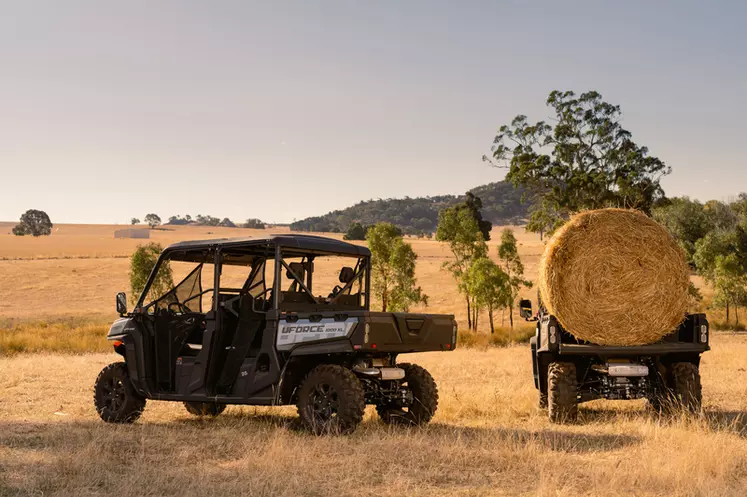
left=94, top=362, right=146, bottom=423
left=184, top=402, right=227, bottom=417
left=376, top=363, right=438, bottom=426
left=297, top=364, right=365, bottom=435
left=547, top=362, right=577, bottom=424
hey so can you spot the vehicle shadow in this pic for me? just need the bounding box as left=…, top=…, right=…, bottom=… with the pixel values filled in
left=577, top=405, right=747, bottom=438
left=216, top=410, right=641, bottom=452
left=419, top=422, right=640, bottom=453
left=0, top=413, right=641, bottom=456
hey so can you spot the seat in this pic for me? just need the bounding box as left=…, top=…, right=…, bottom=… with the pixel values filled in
left=216, top=294, right=265, bottom=393
left=330, top=267, right=355, bottom=298
left=339, top=266, right=355, bottom=286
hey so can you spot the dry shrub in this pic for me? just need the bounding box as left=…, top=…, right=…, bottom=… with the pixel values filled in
left=539, top=208, right=690, bottom=346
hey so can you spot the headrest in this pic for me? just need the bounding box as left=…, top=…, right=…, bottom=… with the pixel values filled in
left=287, top=262, right=306, bottom=280
left=339, top=266, right=356, bottom=284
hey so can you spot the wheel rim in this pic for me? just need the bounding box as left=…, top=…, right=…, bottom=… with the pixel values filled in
left=309, top=383, right=340, bottom=424
left=101, top=376, right=127, bottom=412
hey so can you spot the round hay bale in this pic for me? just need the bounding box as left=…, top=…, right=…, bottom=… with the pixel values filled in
left=538, top=208, right=690, bottom=346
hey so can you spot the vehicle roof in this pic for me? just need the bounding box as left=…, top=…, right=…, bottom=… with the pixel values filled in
left=164, top=234, right=371, bottom=257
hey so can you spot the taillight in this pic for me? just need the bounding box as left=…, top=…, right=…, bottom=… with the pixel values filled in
left=113, top=340, right=123, bottom=347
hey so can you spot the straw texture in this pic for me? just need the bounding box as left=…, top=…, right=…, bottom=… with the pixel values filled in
left=538, top=208, right=690, bottom=346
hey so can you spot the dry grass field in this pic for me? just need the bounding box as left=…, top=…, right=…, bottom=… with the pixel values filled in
left=1, top=223, right=744, bottom=496
left=0, top=222, right=542, bottom=329
left=2, top=338, right=747, bottom=496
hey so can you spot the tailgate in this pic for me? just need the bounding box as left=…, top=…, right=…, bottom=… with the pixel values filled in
left=350, top=312, right=457, bottom=352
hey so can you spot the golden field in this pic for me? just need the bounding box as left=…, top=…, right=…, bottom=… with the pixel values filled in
left=1, top=222, right=744, bottom=496
left=2, top=339, right=747, bottom=496
left=0, top=222, right=543, bottom=327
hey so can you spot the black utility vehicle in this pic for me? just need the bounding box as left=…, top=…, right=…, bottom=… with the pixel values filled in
left=95, top=235, right=456, bottom=433
left=521, top=298, right=709, bottom=423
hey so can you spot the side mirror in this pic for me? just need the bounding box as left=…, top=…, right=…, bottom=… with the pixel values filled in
left=519, top=299, right=533, bottom=319
left=116, top=292, right=128, bottom=316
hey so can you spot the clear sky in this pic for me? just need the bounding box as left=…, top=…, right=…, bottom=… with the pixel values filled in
left=1, top=1, right=744, bottom=224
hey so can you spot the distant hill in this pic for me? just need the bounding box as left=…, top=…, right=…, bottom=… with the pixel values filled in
left=290, top=181, right=530, bottom=234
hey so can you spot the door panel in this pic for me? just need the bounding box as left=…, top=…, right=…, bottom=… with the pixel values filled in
left=153, top=311, right=205, bottom=392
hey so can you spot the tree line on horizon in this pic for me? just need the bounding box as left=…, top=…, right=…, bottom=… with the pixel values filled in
left=129, top=213, right=266, bottom=230
left=289, top=181, right=529, bottom=236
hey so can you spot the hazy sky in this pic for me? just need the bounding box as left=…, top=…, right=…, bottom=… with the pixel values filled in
left=1, top=1, right=744, bottom=224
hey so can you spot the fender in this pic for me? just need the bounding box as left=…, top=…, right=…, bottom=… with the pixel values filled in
left=107, top=317, right=151, bottom=397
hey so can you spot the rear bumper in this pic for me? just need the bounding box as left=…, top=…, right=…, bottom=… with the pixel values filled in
left=556, top=343, right=710, bottom=356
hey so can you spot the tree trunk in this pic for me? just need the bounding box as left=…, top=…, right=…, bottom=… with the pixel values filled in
left=726, top=301, right=730, bottom=324
left=382, top=287, right=387, bottom=312
left=509, top=304, right=514, bottom=330
left=466, top=295, right=472, bottom=330
left=735, top=301, right=740, bottom=326
left=474, top=303, right=479, bottom=331
left=489, top=305, right=494, bottom=334
left=501, top=309, right=505, bottom=327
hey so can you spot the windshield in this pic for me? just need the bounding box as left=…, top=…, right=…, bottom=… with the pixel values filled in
left=151, top=264, right=204, bottom=313
left=141, top=257, right=214, bottom=314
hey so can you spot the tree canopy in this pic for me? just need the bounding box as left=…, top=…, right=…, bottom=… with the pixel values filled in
left=242, top=218, right=266, bottom=229
left=657, top=194, right=747, bottom=326
left=343, top=222, right=368, bottom=241
left=12, top=209, right=53, bottom=236
left=486, top=90, right=670, bottom=233
left=366, top=223, right=427, bottom=312
left=436, top=201, right=488, bottom=330
left=463, top=257, right=509, bottom=334
left=497, top=229, right=532, bottom=329
left=144, top=213, right=162, bottom=229
left=129, top=243, right=173, bottom=305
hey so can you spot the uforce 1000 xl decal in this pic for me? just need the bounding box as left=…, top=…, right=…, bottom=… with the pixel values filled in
left=276, top=318, right=357, bottom=351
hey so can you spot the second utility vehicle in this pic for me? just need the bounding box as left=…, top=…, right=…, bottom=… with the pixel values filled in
left=94, top=235, right=457, bottom=434
left=522, top=298, right=709, bottom=423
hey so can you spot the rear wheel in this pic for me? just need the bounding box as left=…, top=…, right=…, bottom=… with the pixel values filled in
left=94, top=362, right=146, bottom=423
left=648, top=362, right=702, bottom=414
left=297, top=364, right=365, bottom=435
left=184, top=402, right=227, bottom=417
left=376, top=363, right=438, bottom=426
left=547, top=362, right=577, bottom=423
left=672, top=362, right=702, bottom=412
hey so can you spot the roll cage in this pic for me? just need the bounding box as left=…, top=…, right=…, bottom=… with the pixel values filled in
left=135, top=235, right=372, bottom=314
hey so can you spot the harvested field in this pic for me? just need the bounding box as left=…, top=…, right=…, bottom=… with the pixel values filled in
left=2, top=335, right=747, bottom=496
left=1, top=223, right=741, bottom=496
